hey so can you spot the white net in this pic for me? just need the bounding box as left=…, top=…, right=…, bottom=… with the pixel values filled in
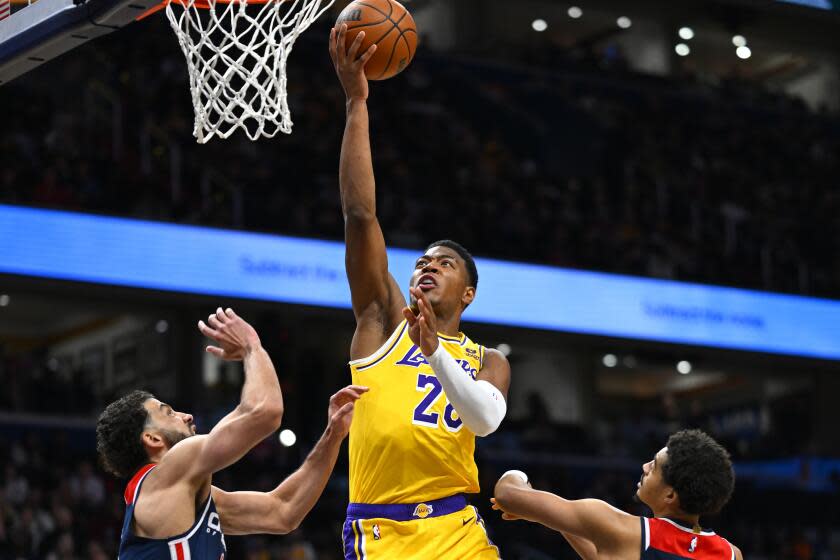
left=164, top=0, right=335, bottom=143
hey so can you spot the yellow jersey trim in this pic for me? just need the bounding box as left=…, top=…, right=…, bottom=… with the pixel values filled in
left=349, top=321, right=409, bottom=370
left=438, top=331, right=467, bottom=345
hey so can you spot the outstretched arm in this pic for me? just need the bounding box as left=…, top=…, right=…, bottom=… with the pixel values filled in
left=213, top=386, right=368, bottom=535
left=492, top=472, right=640, bottom=558
left=329, top=25, right=405, bottom=355
left=157, top=309, right=284, bottom=485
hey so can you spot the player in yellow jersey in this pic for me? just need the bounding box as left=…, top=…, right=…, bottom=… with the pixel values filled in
left=329, top=25, right=512, bottom=560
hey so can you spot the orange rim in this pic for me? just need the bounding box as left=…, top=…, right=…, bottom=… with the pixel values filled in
left=137, top=0, right=276, bottom=21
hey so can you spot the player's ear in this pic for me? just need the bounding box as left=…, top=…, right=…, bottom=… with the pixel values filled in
left=142, top=430, right=164, bottom=451
left=664, top=486, right=678, bottom=506
left=461, top=286, right=476, bottom=308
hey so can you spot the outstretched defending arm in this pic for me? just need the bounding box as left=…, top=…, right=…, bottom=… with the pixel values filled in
left=329, top=24, right=405, bottom=355
left=212, top=385, right=368, bottom=535
left=492, top=471, right=641, bottom=558
left=156, top=309, right=284, bottom=484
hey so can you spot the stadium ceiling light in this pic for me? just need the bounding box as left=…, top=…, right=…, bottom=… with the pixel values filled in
left=568, top=6, right=583, bottom=19
left=0, top=294, right=8, bottom=307
left=675, top=43, right=691, bottom=56
left=156, top=320, right=169, bottom=333
left=496, top=343, right=512, bottom=357
left=677, top=360, right=692, bottom=375
left=602, top=354, right=618, bottom=368
left=617, top=16, right=632, bottom=29
left=678, top=26, right=694, bottom=40
left=736, top=45, right=752, bottom=59
left=531, top=18, right=548, bottom=32
left=732, top=34, right=747, bottom=47
left=279, top=429, right=297, bottom=447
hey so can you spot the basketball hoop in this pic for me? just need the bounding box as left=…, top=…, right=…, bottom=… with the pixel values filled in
left=142, top=0, right=335, bottom=143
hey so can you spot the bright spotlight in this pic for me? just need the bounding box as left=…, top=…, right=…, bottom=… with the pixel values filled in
left=736, top=45, right=752, bottom=59
left=0, top=294, right=9, bottom=307
left=617, top=16, right=632, bottom=29
left=678, top=26, right=694, bottom=40
left=531, top=19, right=548, bottom=32
left=155, top=320, right=169, bottom=333
left=279, top=429, right=297, bottom=447
left=496, top=343, right=512, bottom=357
left=677, top=361, right=692, bottom=375
left=675, top=43, right=690, bottom=57
left=568, top=6, right=583, bottom=19
left=732, top=34, right=747, bottom=47
left=602, top=354, right=618, bottom=368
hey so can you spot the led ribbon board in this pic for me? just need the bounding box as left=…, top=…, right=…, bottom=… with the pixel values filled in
left=776, top=0, right=839, bottom=9
left=1, top=205, right=839, bottom=360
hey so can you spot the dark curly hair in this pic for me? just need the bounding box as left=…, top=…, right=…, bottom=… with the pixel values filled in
left=426, top=240, right=478, bottom=289
left=662, top=429, right=735, bottom=516
left=96, top=390, right=154, bottom=478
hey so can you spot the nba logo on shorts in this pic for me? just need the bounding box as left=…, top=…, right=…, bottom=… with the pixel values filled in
left=412, top=504, right=433, bottom=519
left=688, top=536, right=698, bottom=553
left=373, top=524, right=381, bottom=540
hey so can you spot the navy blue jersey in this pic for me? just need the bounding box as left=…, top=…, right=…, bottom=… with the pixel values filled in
left=119, top=464, right=227, bottom=560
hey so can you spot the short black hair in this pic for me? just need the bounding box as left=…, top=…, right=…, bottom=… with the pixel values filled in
left=662, top=429, right=735, bottom=516
left=426, top=240, right=478, bottom=289
left=96, top=390, right=154, bottom=478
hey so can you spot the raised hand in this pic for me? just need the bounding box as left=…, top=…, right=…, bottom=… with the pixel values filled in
left=329, top=24, right=377, bottom=102
left=402, top=286, right=439, bottom=357
left=327, top=385, right=369, bottom=437
left=198, top=307, right=261, bottom=361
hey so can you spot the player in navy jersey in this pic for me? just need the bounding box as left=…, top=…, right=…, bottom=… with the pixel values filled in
left=491, top=429, right=743, bottom=560
left=96, top=307, right=368, bottom=559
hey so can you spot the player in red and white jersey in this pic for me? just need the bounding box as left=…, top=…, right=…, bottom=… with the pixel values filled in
left=491, top=430, right=742, bottom=560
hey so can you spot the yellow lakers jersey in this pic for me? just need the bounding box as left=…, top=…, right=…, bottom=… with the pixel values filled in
left=348, top=320, right=486, bottom=504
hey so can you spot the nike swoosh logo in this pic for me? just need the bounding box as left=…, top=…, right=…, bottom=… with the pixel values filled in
left=463, top=517, right=474, bottom=526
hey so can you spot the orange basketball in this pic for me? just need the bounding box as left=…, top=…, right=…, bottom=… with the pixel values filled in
left=336, top=0, right=418, bottom=81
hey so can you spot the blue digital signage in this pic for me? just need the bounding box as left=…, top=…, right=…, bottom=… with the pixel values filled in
left=1, top=205, right=838, bottom=360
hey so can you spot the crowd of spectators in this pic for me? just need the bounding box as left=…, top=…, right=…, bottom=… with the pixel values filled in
left=1, top=17, right=838, bottom=298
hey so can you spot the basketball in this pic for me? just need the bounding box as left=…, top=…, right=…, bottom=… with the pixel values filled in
left=336, top=0, right=417, bottom=81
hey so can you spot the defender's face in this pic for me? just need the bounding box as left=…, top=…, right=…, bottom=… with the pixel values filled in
left=410, top=246, right=470, bottom=310
left=636, top=447, right=669, bottom=508
left=143, top=398, right=196, bottom=447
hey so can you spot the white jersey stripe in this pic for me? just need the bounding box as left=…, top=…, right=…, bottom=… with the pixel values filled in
left=658, top=517, right=716, bottom=536
left=165, top=493, right=212, bottom=560
left=643, top=517, right=651, bottom=550
left=358, top=520, right=366, bottom=559
left=132, top=466, right=156, bottom=505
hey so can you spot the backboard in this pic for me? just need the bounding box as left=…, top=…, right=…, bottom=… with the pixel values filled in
left=0, top=0, right=157, bottom=84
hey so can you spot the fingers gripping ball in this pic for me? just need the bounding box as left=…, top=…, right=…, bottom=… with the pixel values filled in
left=336, top=0, right=417, bottom=80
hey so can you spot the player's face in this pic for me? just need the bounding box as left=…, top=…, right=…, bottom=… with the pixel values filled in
left=144, top=398, right=197, bottom=448
left=636, top=447, right=669, bottom=508
left=410, top=247, right=472, bottom=311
